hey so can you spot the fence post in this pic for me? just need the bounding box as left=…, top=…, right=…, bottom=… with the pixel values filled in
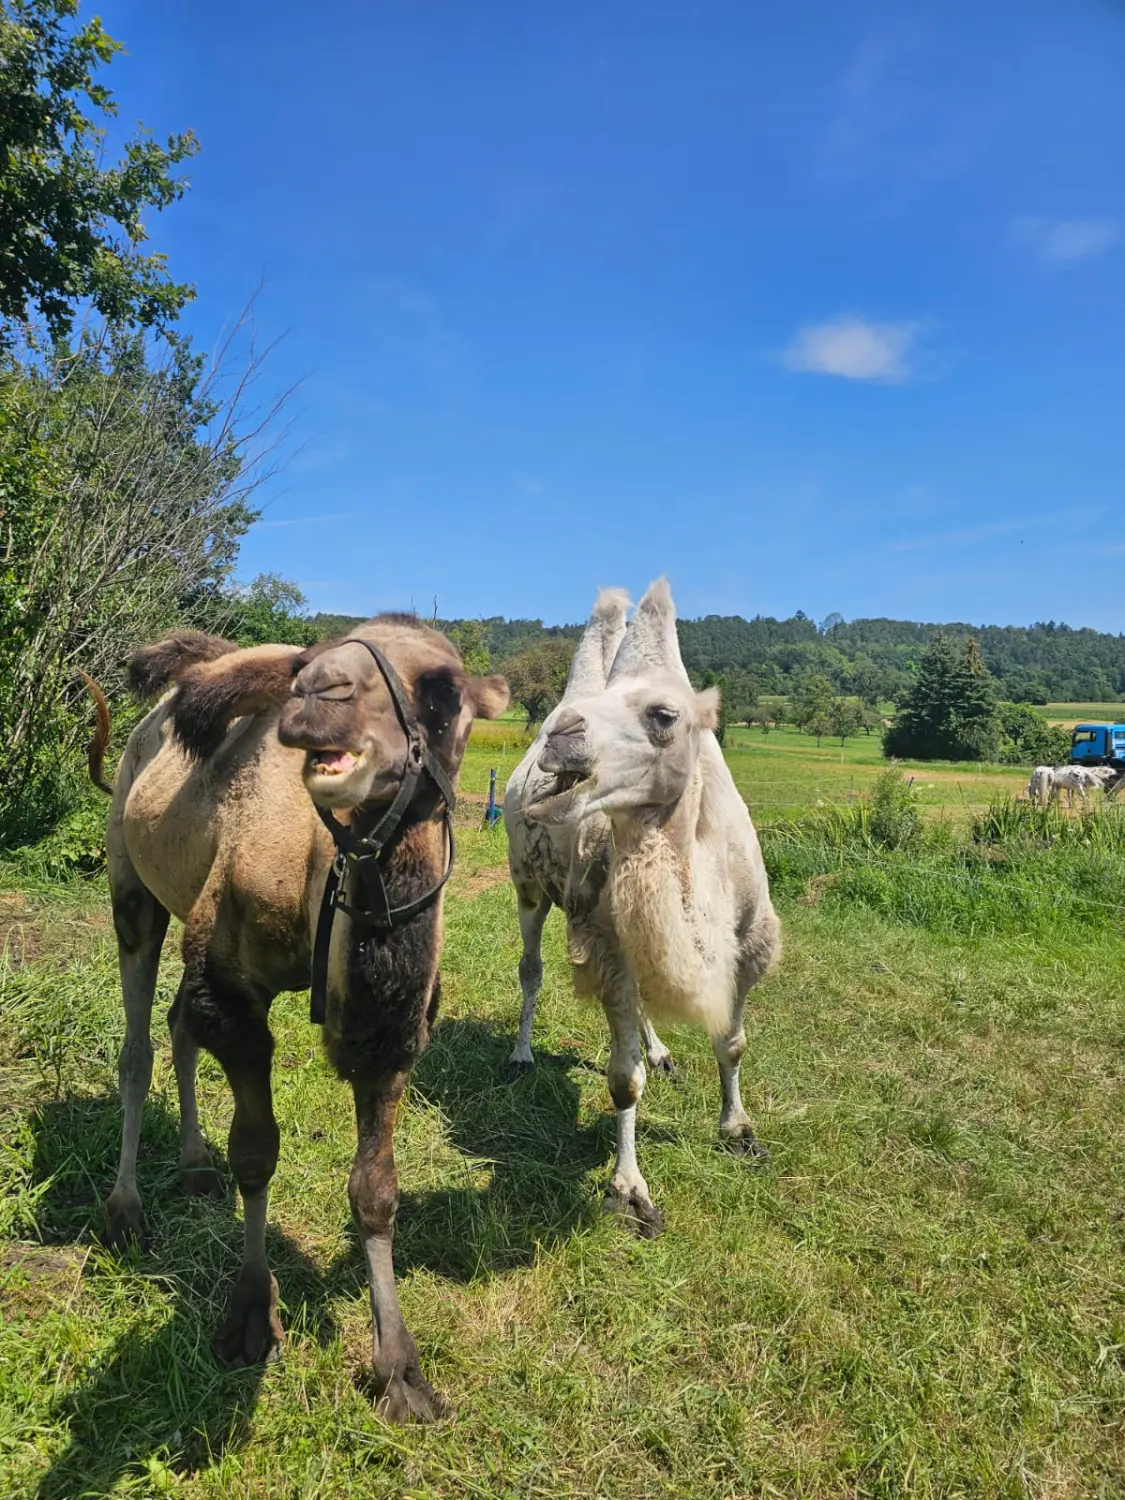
left=487, top=767, right=500, bottom=827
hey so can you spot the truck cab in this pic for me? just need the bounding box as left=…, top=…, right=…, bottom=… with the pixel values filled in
left=1070, top=722, right=1125, bottom=770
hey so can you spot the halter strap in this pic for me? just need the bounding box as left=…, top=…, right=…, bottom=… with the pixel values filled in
left=308, top=638, right=458, bottom=1024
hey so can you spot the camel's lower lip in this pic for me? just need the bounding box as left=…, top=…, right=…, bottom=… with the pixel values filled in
left=528, top=770, right=587, bottom=806
left=525, top=773, right=591, bottom=820
left=307, top=749, right=359, bottom=776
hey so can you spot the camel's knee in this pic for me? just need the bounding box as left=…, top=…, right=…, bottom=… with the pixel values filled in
left=348, top=1153, right=398, bottom=1240
left=118, top=1033, right=154, bottom=1090
left=112, top=886, right=165, bottom=955
left=714, top=1028, right=747, bottom=1070
left=179, top=973, right=273, bottom=1069
left=607, top=1057, right=645, bottom=1112
left=229, top=1117, right=279, bottom=1199
left=518, top=951, right=542, bottom=992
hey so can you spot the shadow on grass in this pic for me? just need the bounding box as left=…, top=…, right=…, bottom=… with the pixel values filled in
left=21, top=1018, right=662, bottom=1491
left=23, top=1093, right=336, bottom=1498
left=397, top=1016, right=675, bottom=1280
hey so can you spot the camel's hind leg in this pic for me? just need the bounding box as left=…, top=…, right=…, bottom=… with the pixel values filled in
left=104, top=880, right=170, bottom=1246
left=640, top=1010, right=677, bottom=1081
left=714, top=914, right=779, bottom=1162
left=167, top=977, right=223, bottom=1197
left=508, top=893, right=551, bottom=1072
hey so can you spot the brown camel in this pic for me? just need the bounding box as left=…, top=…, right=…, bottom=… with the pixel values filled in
left=88, top=617, right=508, bottom=1422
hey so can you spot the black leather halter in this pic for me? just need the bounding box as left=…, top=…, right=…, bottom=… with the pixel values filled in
left=309, top=639, right=457, bottom=1025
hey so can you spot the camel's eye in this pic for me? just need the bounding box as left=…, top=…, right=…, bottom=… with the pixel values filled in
left=648, top=706, right=679, bottom=734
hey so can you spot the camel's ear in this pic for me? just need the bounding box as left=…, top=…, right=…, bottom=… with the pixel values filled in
left=694, top=685, right=721, bottom=732
left=172, top=645, right=304, bottom=760
left=467, top=674, right=510, bottom=720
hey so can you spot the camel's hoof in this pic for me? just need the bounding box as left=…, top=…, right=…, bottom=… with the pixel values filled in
left=102, top=1189, right=146, bottom=1250
left=720, top=1126, right=770, bottom=1164
left=372, top=1368, right=452, bottom=1425
left=604, top=1183, right=665, bottom=1239
left=180, top=1162, right=225, bottom=1198
left=214, top=1268, right=283, bottom=1368
left=649, top=1054, right=681, bottom=1085
left=505, top=1057, right=534, bottom=1081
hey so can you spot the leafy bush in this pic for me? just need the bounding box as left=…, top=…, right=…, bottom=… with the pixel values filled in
left=995, top=702, right=1071, bottom=766
left=1, top=796, right=108, bottom=882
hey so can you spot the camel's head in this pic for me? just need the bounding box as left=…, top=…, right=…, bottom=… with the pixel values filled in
left=525, top=577, right=717, bottom=825
left=278, top=617, right=509, bottom=812
left=529, top=672, right=719, bottom=823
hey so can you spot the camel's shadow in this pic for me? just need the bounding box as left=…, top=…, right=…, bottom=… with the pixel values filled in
left=395, top=1016, right=617, bottom=1278
left=22, top=1093, right=334, bottom=1498
left=20, top=1015, right=658, bottom=1491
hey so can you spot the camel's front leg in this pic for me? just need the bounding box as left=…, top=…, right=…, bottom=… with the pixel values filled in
left=600, top=986, right=664, bottom=1238
left=185, top=979, right=283, bottom=1367
left=351, top=1072, right=448, bottom=1423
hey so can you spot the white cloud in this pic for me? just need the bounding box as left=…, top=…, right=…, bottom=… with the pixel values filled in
left=1014, top=217, right=1119, bottom=265
left=782, top=316, right=919, bottom=383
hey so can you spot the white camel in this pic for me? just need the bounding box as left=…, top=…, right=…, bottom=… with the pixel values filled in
left=506, top=578, right=781, bottom=1235
left=503, top=588, right=677, bottom=1083
left=1029, top=763, right=1115, bottom=808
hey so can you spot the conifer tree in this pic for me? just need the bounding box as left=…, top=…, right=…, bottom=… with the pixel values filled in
left=950, top=637, right=998, bottom=760
left=884, top=632, right=998, bottom=761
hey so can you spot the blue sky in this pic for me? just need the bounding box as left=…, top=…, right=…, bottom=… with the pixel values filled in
left=102, top=0, right=1124, bottom=629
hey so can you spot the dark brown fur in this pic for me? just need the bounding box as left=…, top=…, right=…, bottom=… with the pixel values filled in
left=127, top=630, right=239, bottom=699
left=171, top=649, right=304, bottom=761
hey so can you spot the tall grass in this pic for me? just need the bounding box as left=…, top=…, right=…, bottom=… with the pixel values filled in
left=763, top=770, right=1125, bottom=937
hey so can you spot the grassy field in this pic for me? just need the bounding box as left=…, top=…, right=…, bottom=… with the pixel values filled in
left=1042, top=704, right=1124, bottom=728
left=3, top=740, right=1125, bottom=1497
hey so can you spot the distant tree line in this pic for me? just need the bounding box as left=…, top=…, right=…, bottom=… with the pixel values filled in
left=304, top=606, right=1123, bottom=737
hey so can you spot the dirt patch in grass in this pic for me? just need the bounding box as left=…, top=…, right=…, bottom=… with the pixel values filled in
left=0, top=893, right=40, bottom=968
left=0, top=1243, right=86, bottom=1317
left=453, top=865, right=510, bottom=901
left=798, top=873, right=840, bottom=907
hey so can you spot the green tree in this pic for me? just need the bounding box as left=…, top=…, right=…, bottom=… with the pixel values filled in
left=0, top=325, right=276, bottom=841
left=225, top=573, right=316, bottom=647
left=793, top=674, right=836, bottom=736
left=850, top=654, right=885, bottom=708
left=701, top=668, right=730, bottom=746
left=952, top=637, right=999, bottom=759
left=501, top=638, right=574, bottom=725
left=884, top=634, right=998, bottom=762
left=445, top=619, right=491, bottom=676
left=995, top=702, right=1069, bottom=767
left=0, top=0, right=197, bottom=341
left=806, top=709, right=833, bottom=747
left=829, top=697, right=862, bottom=746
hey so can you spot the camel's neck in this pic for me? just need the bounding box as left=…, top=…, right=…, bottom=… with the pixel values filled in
left=606, top=754, right=734, bottom=1036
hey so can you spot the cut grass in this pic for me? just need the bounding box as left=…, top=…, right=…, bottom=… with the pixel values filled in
left=3, top=754, right=1125, bottom=1495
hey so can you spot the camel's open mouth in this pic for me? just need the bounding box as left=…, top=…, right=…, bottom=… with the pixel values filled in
left=529, top=769, right=586, bottom=802
left=307, top=749, right=360, bottom=777
left=525, top=770, right=591, bottom=821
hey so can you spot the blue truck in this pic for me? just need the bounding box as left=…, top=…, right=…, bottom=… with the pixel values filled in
left=1069, top=722, right=1125, bottom=773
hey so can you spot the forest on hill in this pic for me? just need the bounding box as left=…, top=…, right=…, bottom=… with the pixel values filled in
left=309, top=609, right=1125, bottom=707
